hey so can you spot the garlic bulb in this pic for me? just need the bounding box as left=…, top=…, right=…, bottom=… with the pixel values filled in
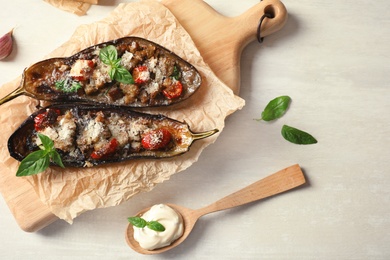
left=0, top=29, right=14, bottom=60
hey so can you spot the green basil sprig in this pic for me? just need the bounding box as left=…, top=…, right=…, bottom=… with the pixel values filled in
left=257, top=95, right=291, bottom=121
left=99, top=45, right=134, bottom=84
left=16, top=134, right=64, bottom=177
left=128, top=216, right=165, bottom=232
left=281, top=125, right=318, bottom=145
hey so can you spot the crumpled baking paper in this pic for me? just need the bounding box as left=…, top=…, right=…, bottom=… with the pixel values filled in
left=44, top=0, right=98, bottom=16
left=0, top=0, right=244, bottom=223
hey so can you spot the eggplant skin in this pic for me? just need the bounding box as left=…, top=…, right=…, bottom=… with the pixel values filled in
left=21, top=37, right=202, bottom=107
left=8, top=104, right=213, bottom=168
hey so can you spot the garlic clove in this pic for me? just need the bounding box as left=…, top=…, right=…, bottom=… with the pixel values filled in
left=0, top=29, right=14, bottom=60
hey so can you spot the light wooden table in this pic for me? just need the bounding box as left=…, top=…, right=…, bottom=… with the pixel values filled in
left=1, top=0, right=389, bottom=259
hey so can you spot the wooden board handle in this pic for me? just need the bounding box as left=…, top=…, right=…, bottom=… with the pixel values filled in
left=236, top=0, right=288, bottom=46
left=162, top=0, right=288, bottom=94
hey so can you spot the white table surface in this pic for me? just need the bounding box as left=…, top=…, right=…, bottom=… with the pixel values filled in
left=1, top=0, right=390, bottom=259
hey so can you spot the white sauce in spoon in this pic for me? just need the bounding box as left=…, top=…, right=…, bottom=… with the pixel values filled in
left=133, top=204, right=184, bottom=250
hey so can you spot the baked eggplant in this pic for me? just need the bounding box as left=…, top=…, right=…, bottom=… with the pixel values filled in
left=8, top=104, right=218, bottom=167
left=0, top=37, right=201, bottom=107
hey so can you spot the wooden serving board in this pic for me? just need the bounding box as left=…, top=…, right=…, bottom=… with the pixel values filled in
left=0, top=0, right=287, bottom=232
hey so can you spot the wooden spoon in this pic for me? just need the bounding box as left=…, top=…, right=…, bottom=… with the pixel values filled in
left=125, top=164, right=306, bottom=254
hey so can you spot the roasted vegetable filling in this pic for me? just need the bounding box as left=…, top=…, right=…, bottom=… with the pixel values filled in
left=29, top=107, right=193, bottom=167
left=24, top=37, right=201, bottom=107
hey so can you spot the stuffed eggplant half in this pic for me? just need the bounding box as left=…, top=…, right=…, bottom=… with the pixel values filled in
left=1, top=37, right=201, bottom=107
left=8, top=104, right=218, bottom=168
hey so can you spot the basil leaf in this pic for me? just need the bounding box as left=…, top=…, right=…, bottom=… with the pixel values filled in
left=16, top=150, right=50, bottom=177
left=127, top=217, right=165, bottom=232
left=113, top=58, right=122, bottom=68
left=99, top=45, right=117, bottom=65
left=38, top=133, right=54, bottom=151
left=51, top=150, right=65, bottom=168
left=259, top=96, right=291, bottom=121
left=114, top=66, right=134, bottom=84
left=109, top=67, right=117, bottom=81
left=99, top=45, right=134, bottom=84
left=281, top=125, right=317, bottom=145
left=128, top=217, right=147, bottom=228
left=16, top=134, right=65, bottom=176
left=146, top=221, right=166, bottom=232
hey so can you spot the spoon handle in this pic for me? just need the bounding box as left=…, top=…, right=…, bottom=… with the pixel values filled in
left=197, top=164, right=305, bottom=216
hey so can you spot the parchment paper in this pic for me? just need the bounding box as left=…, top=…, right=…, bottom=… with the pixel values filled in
left=44, top=0, right=98, bottom=16
left=0, top=0, right=244, bottom=223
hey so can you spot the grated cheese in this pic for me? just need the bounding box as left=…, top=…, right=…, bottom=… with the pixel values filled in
left=121, top=51, right=134, bottom=70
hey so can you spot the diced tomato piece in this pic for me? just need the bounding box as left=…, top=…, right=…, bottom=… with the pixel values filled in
left=69, top=60, right=95, bottom=81
left=133, top=65, right=150, bottom=84
left=163, top=80, right=183, bottom=99
left=141, top=128, right=172, bottom=150
left=91, top=138, right=119, bottom=160
left=72, top=75, right=86, bottom=81
left=34, top=109, right=61, bottom=131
